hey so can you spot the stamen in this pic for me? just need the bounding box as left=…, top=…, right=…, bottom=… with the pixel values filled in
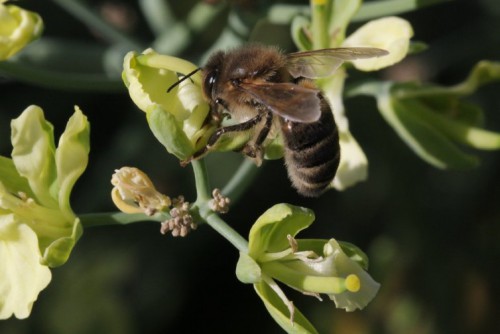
left=161, top=196, right=197, bottom=237
left=209, top=188, right=230, bottom=214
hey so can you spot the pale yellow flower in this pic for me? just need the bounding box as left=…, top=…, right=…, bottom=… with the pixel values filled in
left=0, top=2, right=43, bottom=60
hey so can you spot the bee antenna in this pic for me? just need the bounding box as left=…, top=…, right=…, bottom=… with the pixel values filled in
left=166, top=68, right=202, bottom=93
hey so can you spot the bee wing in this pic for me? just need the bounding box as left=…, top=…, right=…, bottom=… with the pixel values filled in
left=240, top=82, right=321, bottom=123
left=286, top=47, right=389, bottom=78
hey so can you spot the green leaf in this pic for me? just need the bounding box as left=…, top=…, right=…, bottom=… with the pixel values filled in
left=377, top=85, right=480, bottom=169
left=416, top=95, right=484, bottom=126
left=254, top=281, right=318, bottom=334
left=398, top=98, right=500, bottom=150
left=408, top=41, right=428, bottom=54
left=350, top=69, right=500, bottom=168
left=395, top=61, right=500, bottom=98
left=353, top=0, right=452, bottom=22
left=248, top=204, right=315, bottom=259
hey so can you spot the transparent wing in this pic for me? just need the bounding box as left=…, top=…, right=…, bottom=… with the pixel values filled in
left=286, top=47, right=389, bottom=78
left=239, top=82, right=321, bottom=123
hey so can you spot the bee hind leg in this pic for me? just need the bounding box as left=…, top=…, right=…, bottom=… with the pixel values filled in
left=240, top=110, right=273, bottom=166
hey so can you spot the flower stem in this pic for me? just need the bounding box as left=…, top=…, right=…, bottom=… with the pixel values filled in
left=0, top=60, right=123, bottom=91
left=191, top=159, right=249, bottom=252
left=79, top=212, right=167, bottom=228
left=204, top=212, right=249, bottom=252
left=310, top=0, right=329, bottom=49
left=191, top=159, right=212, bottom=202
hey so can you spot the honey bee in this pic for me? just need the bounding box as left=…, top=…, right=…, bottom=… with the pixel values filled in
left=172, top=44, right=388, bottom=197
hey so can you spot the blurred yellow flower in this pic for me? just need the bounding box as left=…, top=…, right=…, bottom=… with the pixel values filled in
left=0, top=105, right=89, bottom=319
left=0, top=2, right=43, bottom=60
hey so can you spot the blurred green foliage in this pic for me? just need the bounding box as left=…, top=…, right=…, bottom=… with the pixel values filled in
left=1, top=0, right=499, bottom=333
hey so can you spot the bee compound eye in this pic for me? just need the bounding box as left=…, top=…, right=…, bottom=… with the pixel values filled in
left=203, top=70, right=218, bottom=97
left=208, top=72, right=217, bottom=88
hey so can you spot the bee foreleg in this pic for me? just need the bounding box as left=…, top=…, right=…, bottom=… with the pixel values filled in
left=182, top=112, right=267, bottom=166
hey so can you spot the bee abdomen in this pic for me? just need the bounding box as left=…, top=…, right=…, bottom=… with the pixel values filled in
left=282, top=105, right=340, bottom=197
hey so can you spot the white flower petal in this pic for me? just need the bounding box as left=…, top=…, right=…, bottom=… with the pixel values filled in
left=0, top=215, right=51, bottom=319
left=324, top=240, right=380, bottom=311
left=319, top=70, right=368, bottom=190
left=343, top=16, right=413, bottom=71
left=332, top=130, right=368, bottom=191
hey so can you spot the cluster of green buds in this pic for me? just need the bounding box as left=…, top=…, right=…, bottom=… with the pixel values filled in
left=0, top=105, right=90, bottom=319
left=0, top=0, right=43, bottom=60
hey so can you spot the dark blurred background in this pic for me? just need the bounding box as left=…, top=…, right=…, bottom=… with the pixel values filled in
left=1, top=0, right=499, bottom=333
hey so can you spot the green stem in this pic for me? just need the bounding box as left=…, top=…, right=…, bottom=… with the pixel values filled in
left=191, top=159, right=212, bottom=202
left=310, top=0, right=329, bottom=49
left=205, top=212, right=249, bottom=252
left=51, top=0, right=144, bottom=51
left=191, top=159, right=249, bottom=252
left=139, top=0, right=176, bottom=35
left=153, top=2, right=226, bottom=51
left=353, top=0, right=452, bottom=22
left=0, top=60, right=123, bottom=91
left=79, top=212, right=167, bottom=228
left=221, top=158, right=259, bottom=203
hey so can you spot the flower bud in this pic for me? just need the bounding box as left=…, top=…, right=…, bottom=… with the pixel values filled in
left=0, top=3, right=43, bottom=60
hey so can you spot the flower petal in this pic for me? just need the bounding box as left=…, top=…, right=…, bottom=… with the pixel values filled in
left=111, top=166, right=171, bottom=214
left=332, top=129, right=368, bottom=190
left=343, top=16, right=413, bottom=71
left=254, top=279, right=318, bottom=334
left=122, top=50, right=186, bottom=119
left=55, top=106, right=90, bottom=220
left=323, top=240, right=380, bottom=311
left=248, top=204, right=314, bottom=259
left=146, top=105, right=195, bottom=160
left=10, top=105, right=58, bottom=209
left=318, top=69, right=368, bottom=190
left=0, top=156, right=34, bottom=198
left=40, top=218, right=82, bottom=267
left=122, top=49, right=211, bottom=159
left=0, top=215, right=51, bottom=319
left=236, top=252, right=262, bottom=284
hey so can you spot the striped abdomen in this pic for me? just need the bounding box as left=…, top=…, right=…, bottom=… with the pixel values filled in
left=281, top=96, right=340, bottom=197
